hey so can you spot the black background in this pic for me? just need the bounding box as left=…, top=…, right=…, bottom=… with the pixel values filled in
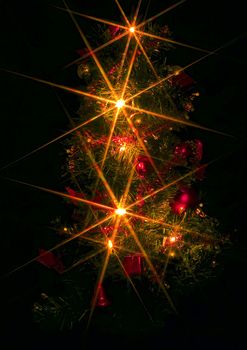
left=0, top=0, right=247, bottom=349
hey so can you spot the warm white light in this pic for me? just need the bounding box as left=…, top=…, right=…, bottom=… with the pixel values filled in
left=119, top=144, right=126, bottom=152
left=115, top=208, right=126, bottom=216
left=116, top=99, right=125, bottom=109
left=107, top=239, right=113, bottom=249
left=170, top=236, right=176, bottom=243
left=129, top=26, right=135, bottom=33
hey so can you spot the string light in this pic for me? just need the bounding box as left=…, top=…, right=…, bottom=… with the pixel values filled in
left=129, top=26, right=135, bottom=33
left=115, top=207, right=126, bottom=216
left=115, top=99, right=125, bottom=109
left=107, top=239, right=113, bottom=250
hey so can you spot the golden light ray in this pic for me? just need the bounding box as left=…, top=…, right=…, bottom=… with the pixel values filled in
left=101, top=108, right=120, bottom=170
left=133, top=33, right=158, bottom=78
left=136, top=0, right=187, bottom=29
left=0, top=105, right=116, bottom=172
left=125, top=104, right=233, bottom=137
left=63, top=248, right=106, bottom=273
left=1, top=68, right=115, bottom=105
left=121, top=164, right=136, bottom=208
left=87, top=215, right=122, bottom=328
left=126, top=35, right=241, bottom=104
left=121, top=43, right=138, bottom=99
left=124, top=217, right=177, bottom=313
left=117, top=33, right=132, bottom=81
left=133, top=0, right=142, bottom=25
left=87, top=249, right=112, bottom=328
left=114, top=0, right=131, bottom=27
left=2, top=214, right=113, bottom=278
left=124, top=114, right=164, bottom=184
left=55, top=5, right=128, bottom=30
left=63, top=1, right=117, bottom=98
left=82, top=142, right=118, bottom=207
left=64, top=31, right=129, bottom=69
left=4, top=177, right=115, bottom=212
left=114, top=251, right=153, bottom=321
left=136, top=30, right=211, bottom=54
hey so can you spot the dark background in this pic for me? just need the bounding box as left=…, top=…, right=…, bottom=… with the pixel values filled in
left=0, top=0, right=246, bottom=349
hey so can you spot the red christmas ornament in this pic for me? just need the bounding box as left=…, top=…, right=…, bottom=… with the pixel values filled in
left=169, top=71, right=195, bottom=93
left=66, top=187, right=84, bottom=206
left=95, top=284, right=110, bottom=307
left=170, top=186, right=198, bottom=214
left=135, top=156, right=151, bottom=177
left=122, top=254, right=143, bottom=276
left=174, top=142, right=191, bottom=161
left=193, top=139, right=203, bottom=162
left=36, top=249, right=64, bottom=274
left=109, top=25, right=120, bottom=37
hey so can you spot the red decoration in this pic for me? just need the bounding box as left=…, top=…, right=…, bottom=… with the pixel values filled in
left=174, top=142, right=191, bottom=161
left=109, top=25, right=120, bottom=37
left=170, top=186, right=198, bottom=214
left=66, top=187, right=84, bottom=206
left=36, top=249, right=64, bottom=274
left=122, top=254, right=143, bottom=276
left=169, top=71, right=195, bottom=93
left=95, top=284, right=110, bottom=307
left=192, top=139, right=203, bottom=162
left=135, top=156, right=151, bottom=177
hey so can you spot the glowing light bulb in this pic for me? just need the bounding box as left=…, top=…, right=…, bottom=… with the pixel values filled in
left=115, top=208, right=126, bottom=216
left=116, top=99, right=125, bottom=109
left=129, top=26, right=135, bottom=33
left=63, top=227, right=68, bottom=232
left=170, top=236, right=176, bottom=243
left=119, top=145, right=126, bottom=152
left=107, top=239, right=113, bottom=249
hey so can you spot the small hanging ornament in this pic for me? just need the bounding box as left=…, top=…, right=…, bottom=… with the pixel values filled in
left=170, top=186, right=198, bottom=215
left=135, top=155, right=151, bottom=177
left=109, top=25, right=121, bottom=37
left=174, top=142, right=191, bottom=161
left=95, top=284, right=111, bottom=307
left=77, top=63, right=90, bottom=79
left=122, top=254, right=143, bottom=276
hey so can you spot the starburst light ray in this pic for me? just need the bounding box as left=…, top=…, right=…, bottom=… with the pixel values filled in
left=115, top=251, right=153, bottom=321
left=55, top=5, right=128, bottom=30
left=63, top=1, right=117, bottom=98
left=0, top=105, right=116, bottom=172
left=64, top=31, right=129, bottom=69
left=121, top=43, right=138, bottom=99
left=121, top=164, right=136, bottom=208
left=124, top=218, right=177, bottom=313
left=117, top=33, right=132, bottom=81
left=134, top=32, right=158, bottom=78
left=124, top=114, right=164, bottom=184
left=125, top=104, right=233, bottom=137
left=64, top=248, right=106, bottom=273
left=114, top=0, right=131, bottom=27
left=136, top=30, right=212, bottom=54
left=0, top=69, right=115, bottom=105
left=133, top=0, right=142, bottom=24
left=101, top=108, right=121, bottom=169
left=87, top=215, right=122, bottom=327
left=3, top=177, right=115, bottom=212
left=136, top=0, right=187, bottom=29
left=1, top=214, right=113, bottom=279
left=126, top=34, right=242, bottom=104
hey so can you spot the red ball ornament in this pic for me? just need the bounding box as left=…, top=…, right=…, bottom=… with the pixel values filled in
left=170, top=186, right=198, bottom=214
left=95, top=284, right=110, bottom=307
left=135, top=156, right=151, bottom=177
left=174, top=142, right=191, bottom=161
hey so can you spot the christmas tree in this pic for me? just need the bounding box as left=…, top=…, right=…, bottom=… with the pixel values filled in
left=2, top=0, right=236, bottom=341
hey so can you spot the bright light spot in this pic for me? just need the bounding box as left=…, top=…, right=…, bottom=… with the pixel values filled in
left=63, top=227, right=68, bottom=232
left=170, top=236, right=176, bottom=243
left=116, top=99, right=125, bottom=109
left=129, top=26, right=135, bottom=33
left=115, top=208, right=126, bottom=216
left=169, top=251, right=175, bottom=257
left=119, top=145, right=126, bottom=152
left=107, top=239, right=113, bottom=249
